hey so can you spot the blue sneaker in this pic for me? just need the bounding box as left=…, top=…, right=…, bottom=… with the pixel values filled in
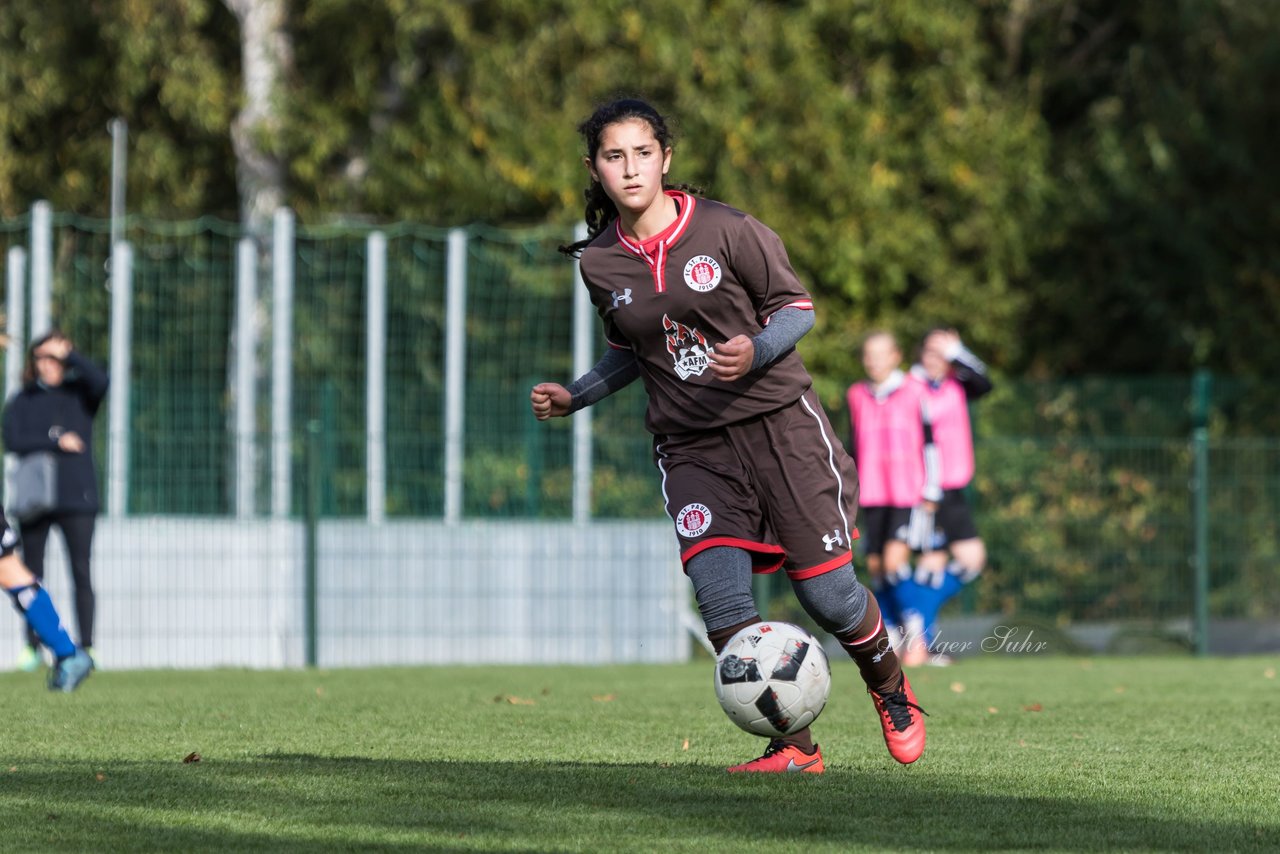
left=48, top=649, right=94, bottom=692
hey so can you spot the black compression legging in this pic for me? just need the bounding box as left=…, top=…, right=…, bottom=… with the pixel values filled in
left=20, top=512, right=96, bottom=649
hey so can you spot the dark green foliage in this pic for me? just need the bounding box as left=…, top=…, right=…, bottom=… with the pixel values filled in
left=998, top=1, right=1280, bottom=376
left=0, top=0, right=240, bottom=218
left=2, top=2, right=1277, bottom=626
left=3, top=1, right=1276, bottom=377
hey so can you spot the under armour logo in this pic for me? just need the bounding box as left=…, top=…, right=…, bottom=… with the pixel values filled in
left=822, top=529, right=843, bottom=552
left=612, top=288, right=633, bottom=308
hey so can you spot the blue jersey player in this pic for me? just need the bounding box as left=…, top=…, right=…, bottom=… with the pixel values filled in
left=1, top=507, right=93, bottom=690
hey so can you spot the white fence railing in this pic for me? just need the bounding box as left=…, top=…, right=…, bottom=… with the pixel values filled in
left=1, top=519, right=693, bottom=670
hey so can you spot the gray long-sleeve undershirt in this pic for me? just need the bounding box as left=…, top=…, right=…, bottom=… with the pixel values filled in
left=749, top=306, right=814, bottom=371
left=565, top=306, right=815, bottom=412
left=565, top=347, right=641, bottom=413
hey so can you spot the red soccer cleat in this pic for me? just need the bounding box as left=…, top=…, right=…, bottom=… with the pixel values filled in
left=727, top=740, right=825, bottom=774
left=869, top=675, right=928, bottom=764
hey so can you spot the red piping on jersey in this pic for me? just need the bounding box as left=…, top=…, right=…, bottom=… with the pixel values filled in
left=615, top=191, right=697, bottom=294
left=763, top=299, right=815, bottom=326
left=787, top=550, right=854, bottom=581
left=680, top=536, right=785, bottom=574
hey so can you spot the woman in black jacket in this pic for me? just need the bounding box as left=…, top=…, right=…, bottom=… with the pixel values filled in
left=3, top=330, right=109, bottom=668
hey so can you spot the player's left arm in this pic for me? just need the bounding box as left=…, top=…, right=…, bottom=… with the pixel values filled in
left=708, top=307, right=814, bottom=382
left=709, top=215, right=815, bottom=383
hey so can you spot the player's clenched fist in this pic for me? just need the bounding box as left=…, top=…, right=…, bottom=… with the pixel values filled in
left=707, top=334, right=755, bottom=382
left=530, top=382, right=573, bottom=421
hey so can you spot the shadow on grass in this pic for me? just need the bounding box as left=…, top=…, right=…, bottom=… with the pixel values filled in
left=6, top=753, right=1275, bottom=852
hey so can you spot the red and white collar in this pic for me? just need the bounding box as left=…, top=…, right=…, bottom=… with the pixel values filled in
left=614, top=191, right=697, bottom=293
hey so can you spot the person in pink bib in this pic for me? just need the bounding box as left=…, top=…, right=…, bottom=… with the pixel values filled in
left=846, top=331, right=939, bottom=649
left=901, top=328, right=992, bottom=664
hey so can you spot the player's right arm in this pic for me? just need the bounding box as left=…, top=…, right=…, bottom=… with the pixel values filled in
left=936, top=330, right=992, bottom=400
left=530, top=347, right=640, bottom=420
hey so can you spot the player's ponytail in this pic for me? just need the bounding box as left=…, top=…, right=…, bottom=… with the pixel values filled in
left=560, top=181, right=619, bottom=258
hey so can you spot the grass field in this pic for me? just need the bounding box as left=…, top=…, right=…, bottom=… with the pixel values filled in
left=2, top=655, right=1277, bottom=852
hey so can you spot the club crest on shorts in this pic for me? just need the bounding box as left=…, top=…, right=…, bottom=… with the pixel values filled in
left=663, top=314, right=711, bottom=381
left=676, top=502, right=712, bottom=538
left=683, top=255, right=722, bottom=292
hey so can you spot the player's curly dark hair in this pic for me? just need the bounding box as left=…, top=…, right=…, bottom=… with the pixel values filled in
left=559, top=97, right=702, bottom=258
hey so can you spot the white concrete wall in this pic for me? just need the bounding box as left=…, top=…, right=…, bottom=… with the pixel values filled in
left=1, top=519, right=693, bottom=670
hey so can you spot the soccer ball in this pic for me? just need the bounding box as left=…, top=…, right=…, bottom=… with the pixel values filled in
left=713, top=621, right=831, bottom=737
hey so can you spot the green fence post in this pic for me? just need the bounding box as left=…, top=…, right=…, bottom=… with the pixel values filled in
left=320, top=379, right=338, bottom=515
left=1191, top=370, right=1212, bottom=657
left=304, top=419, right=322, bottom=668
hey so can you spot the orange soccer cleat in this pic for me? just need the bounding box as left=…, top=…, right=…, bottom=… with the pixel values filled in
left=869, top=675, right=928, bottom=764
left=727, top=740, right=825, bottom=774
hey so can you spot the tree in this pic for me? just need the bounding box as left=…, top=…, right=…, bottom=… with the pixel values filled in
left=0, top=0, right=239, bottom=219
left=993, top=0, right=1280, bottom=375
left=222, top=0, right=292, bottom=238
left=277, top=0, right=1051, bottom=398
left=3, top=0, right=1276, bottom=383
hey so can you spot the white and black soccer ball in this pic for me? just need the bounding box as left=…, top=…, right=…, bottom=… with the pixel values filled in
left=713, top=621, right=832, bottom=737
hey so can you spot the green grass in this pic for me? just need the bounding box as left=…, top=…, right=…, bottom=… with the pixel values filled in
left=2, top=656, right=1278, bottom=852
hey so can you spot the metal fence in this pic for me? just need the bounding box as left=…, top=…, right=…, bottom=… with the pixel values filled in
left=1, top=206, right=1277, bottom=664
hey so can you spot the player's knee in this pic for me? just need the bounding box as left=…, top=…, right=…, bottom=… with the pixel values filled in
left=865, top=554, right=883, bottom=577
left=917, top=551, right=949, bottom=573
left=952, top=539, right=986, bottom=575
left=883, top=541, right=910, bottom=570
left=792, top=567, right=868, bottom=636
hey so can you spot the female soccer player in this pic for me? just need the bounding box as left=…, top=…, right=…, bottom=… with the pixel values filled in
left=530, top=97, right=925, bottom=771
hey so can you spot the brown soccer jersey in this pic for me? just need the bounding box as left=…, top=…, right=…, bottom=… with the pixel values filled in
left=579, top=191, right=815, bottom=435
left=580, top=193, right=860, bottom=576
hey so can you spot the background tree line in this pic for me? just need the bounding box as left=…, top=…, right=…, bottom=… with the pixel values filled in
left=2, top=0, right=1276, bottom=386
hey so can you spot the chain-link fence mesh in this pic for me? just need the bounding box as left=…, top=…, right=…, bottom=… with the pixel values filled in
left=2, top=210, right=1277, bottom=631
